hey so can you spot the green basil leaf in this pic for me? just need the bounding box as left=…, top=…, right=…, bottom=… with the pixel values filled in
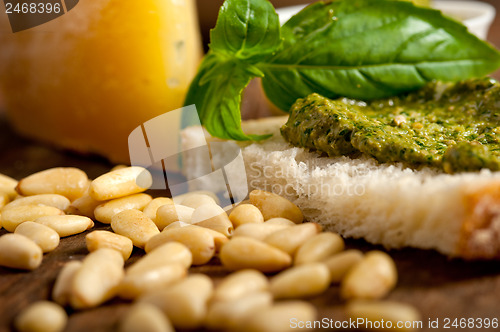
left=184, top=0, right=279, bottom=141
left=259, top=0, right=500, bottom=111
left=210, top=0, right=282, bottom=62
left=184, top=52, right=271, bottom=141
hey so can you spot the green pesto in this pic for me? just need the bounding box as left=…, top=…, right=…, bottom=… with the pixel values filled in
left=281, top=78, right=500, bottom=173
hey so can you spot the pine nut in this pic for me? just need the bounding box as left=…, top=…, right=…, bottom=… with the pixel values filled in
left=264, top=223, right=322, bottom=255
left=204, top=229, right=229, bottom=252
left=223, top=199, right=250, bottom=214
left=35, top=215, right=94, bottom=237
left=294, top=232, right=345, bottom=265
left=191, top=204, right=233, bottom=236
left=345, top=300, right=421, bottom=331
left=15, top=221, right=60, bottom=253
left=229, top=203, right=264, bottom=228
left=249, top=190, right=303, bottom=223
left=94, top=193, right=152, bottom=224
left=163, top=220, right=191, bottom=230
left=206, top=292, right=273, bottom=330
left=139, top=274, right=213, bottom=329
left=143, top=197, right=173, bottom=222
left=232, top=222, right=290, bottom=241
left=111, top=209, right=159, bottom=249
left=1, top=204, right=64, bottom=232
left=86, top=230, right=133, bottom=261
left=0, top=193, right=10, bottom=209
left=270, top=263, right=330, bottom=299
left=341, top=251, right=398, bottom=300
left=212, top=269, right=269, bottom=302
left=67, top=194, right=103, bottom=219
left=129, top=242, right=192, bottom=272
left=52, top=261, right=82, bottom=306
left=14, top=301, right=67, bottom=332
left=0, top=233, right=42, bottom=270
left=325, top=250, right=364, bottom=283
left=120, top=303, right=174, bottom=332
left=3, top=194, right=71, bottom=212
left=161, top=223, right=228, bottom=253
left=145, top=226, right=215, bottom=265
left=155, top=204, right=194, bottom=230
left=206, top=227, right=229, bottom=252
left=0, top=173, right=18, bottom=199
left=70, top=248, right=124, bottom=309
left=83, top=179, right=92, bottom=194
left=181, top=193, right=217, bottom=209
left=243, top=301, right=317, bottom=332
left=0, top=166, right=414, bottom=331
left=220, top=237, right=292, bottom=273
left=89, top=166, right=152, bottom=201
left=119, top=263, right=187, bottom=299
left=0, top=192, right=13, bottom=210
left=16, top=167, right=88, bottom=201
left=111, top=165, right=128, bottom=171
left=172, top=191, right=219, bottom=205
left=265, top=217, right=296, bottom=226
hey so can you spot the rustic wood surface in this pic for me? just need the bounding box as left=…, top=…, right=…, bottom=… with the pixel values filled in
left=1, top=1, right=500, bottom=331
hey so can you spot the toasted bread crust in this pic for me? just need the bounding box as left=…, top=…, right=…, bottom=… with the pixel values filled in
left=460, top=183, right=500, bottom=259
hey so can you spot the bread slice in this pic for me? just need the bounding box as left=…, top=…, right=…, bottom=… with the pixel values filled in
left=181, top=116, right=500, bottom=260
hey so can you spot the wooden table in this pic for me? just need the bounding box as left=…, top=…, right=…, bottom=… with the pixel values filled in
left=2, top=2, right=500, bottom=331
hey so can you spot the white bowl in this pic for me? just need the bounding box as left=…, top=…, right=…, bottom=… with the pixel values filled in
left=276, top=0, right=496, bottom=40
left=433, top=1, right=495, bottom=39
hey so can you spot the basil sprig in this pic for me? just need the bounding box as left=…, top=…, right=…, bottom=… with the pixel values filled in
left=184, top=0, right=500, bottom=141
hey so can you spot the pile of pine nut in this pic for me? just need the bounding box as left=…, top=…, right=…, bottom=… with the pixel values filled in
left=0, top=167, right=421, bottom=332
